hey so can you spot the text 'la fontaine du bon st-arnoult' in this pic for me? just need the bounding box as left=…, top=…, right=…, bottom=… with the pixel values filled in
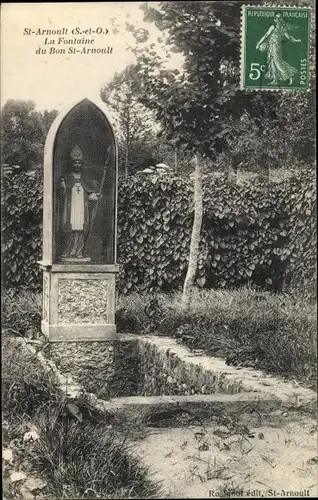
left=23, top=27, right=113, bottom=55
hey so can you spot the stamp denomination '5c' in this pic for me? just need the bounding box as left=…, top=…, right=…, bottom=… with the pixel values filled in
left=241, top=6, right=311, bottom=91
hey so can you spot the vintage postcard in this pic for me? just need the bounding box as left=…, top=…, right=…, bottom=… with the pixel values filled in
left=1, top=1, right=316, bottom=499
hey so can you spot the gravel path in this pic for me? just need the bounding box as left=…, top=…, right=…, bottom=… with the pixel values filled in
left=134, top=415, right=318, bottom=498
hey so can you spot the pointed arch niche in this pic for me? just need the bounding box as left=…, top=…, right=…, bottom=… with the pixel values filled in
left=39, top=98, right=119, bottom=341
left=43, top=97, right=117, bottom=265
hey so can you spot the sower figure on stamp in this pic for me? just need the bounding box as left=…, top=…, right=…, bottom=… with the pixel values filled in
left=256, top=13, right=301, bottom=86
left=59, top=145, right=101, bottom=261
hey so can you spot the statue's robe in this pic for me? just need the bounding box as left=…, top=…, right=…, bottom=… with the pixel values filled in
left=60, top=173, right=97, bottom=258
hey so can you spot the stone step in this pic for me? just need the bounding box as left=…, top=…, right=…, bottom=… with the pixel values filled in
left=91, top=392, right=299, bottom=428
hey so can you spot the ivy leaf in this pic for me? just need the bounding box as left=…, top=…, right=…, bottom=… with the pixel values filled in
left=196, top=276, right=206, bottom=287
left=129, top=227, right=137, bottom=238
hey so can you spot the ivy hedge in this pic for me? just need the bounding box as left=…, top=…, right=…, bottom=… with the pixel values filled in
left=1, top=169, right=316, bottom=300
left=2, top=172, right=43, bottom=289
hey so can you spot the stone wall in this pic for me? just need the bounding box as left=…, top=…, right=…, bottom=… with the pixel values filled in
left=48, top=342, right=115, bottom=399
left=135, top=336, right=316, bottom=408
left=48, top=340, right=141, bottom=399
left=48, top=336, right=237, bottom=399
left=137, top=337, right=242, bottom=396
left=48, top=335, right=316, bottom=410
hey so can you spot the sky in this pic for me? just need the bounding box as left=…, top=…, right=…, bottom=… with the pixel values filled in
left=1, top=2, right=183, bottom=112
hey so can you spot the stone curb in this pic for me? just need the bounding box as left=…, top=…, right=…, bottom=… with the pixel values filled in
left=91, top=392, right=293, bottom=428
left=18, top=336, right=317, bottom=427
left=118, top=333, right=317, bottom=413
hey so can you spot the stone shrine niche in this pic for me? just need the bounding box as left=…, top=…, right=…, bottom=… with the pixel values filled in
left=39, top=97, right=118, bottom=342
left=53, top=98, right=116, bottom=264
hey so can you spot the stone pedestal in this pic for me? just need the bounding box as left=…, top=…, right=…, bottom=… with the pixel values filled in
left=40, top=262, right=118, bottom=341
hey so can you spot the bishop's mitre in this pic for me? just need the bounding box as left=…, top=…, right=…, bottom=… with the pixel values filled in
left=70, top=144, right=83, bottom=161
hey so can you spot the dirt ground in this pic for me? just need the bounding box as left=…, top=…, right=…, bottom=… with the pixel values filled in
left=134, top=414, right=318, bottom=499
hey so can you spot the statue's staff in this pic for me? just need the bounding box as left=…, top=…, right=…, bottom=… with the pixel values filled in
left=83, top=145, right=113, bottom=254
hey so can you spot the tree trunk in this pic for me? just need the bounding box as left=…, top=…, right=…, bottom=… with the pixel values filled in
left=125, top=147, right=129, bottom=179
left=259, top=165, right=270, bottom=183
left=124, top=108, right=130, bottom=180
left=228, top=154, right=238, bottom=183
left=182, top=152, right=203, bottom=310
left=257, top=152, right=269, bottom=183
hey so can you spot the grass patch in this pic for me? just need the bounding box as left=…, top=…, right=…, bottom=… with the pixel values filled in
left=2, top=335, right=61, bottom=419
left=117, top=288, right=317, bottom=390
left=2, top=289, right=42, bottom=338
left=32, top=412, right=157, bottom=499
left=2, top=331, right=160, bottom=499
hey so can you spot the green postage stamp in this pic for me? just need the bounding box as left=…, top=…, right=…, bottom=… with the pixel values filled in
left=241, top=5, right=311, bottom=91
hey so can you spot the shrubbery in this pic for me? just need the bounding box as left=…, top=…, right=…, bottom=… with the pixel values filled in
left=1, top=168, right=316, bottom=300
left=2, top=171, right=43, bottom=289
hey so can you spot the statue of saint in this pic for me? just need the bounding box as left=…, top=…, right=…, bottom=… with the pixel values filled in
left=59, top=144, right=100, bottom=260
